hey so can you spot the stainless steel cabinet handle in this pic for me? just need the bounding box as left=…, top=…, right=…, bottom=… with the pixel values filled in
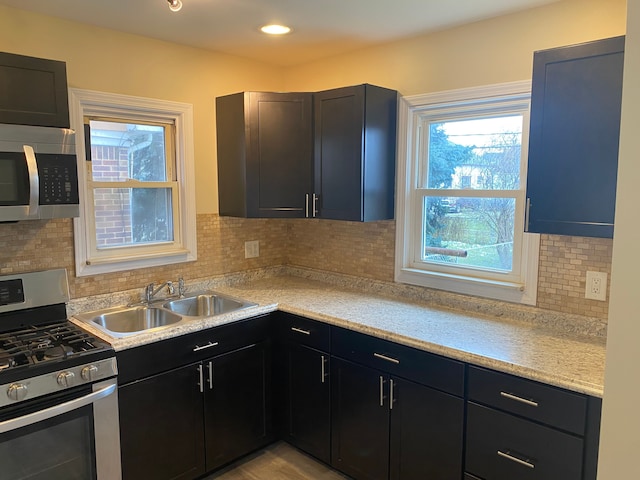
left=193, top=341, right=219, bottom=352
left=497, top=450, right=535, bottom=469
left=379, top=376, right=385, bottom=407
left=500, top=391, right=539, bottom=407
left=305, top=194, right=309, bottom=218
left=197, top=364, right=204, bottom=393
left=291, top=327, right=311, bottom=335
left=312, top=194, right=318, bottom=218
left=208, top=361, right=213, bottom=390
left=321, top=355, right=326, bottom=384
left=23, top=145, right=40, bottom=217
left=374, top=353, right=400, bottom=364
left=525, top=197, right=531, bottom=232
left=390, top=379, right=395, bottom=410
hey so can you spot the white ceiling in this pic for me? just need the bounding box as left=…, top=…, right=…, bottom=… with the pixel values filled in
left=0, top=0, right=560, bottom=66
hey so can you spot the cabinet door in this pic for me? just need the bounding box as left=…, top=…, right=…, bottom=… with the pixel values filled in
left=0, top=52, right=70, bottom=128
left=331, top=357, right=389, bottom=480
left=247, top=92, right=313, bottom=217
left=389, top=377, right=464, bottom=480
left=314, top=84, right=397, bottom=222
left=216, top=92, right=313, bottom=218
left=526, top=36, right=624, bottom=238
left=118, top=363, right=205, bottom=480
left=203, top=342, right=272, bottom=471
left=283, top=344, right=331, bottom=464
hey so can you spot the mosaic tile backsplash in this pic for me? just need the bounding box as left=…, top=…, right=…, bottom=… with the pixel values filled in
left=0, top=214, right=612, bottom=321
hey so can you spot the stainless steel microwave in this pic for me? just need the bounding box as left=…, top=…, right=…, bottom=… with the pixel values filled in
left=0, top=123, right=79, bottom=222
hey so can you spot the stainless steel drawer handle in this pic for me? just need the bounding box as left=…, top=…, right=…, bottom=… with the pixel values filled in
left=500, top=391, right=539, bottom=407
left=497, top=450, right=535, bottom=469
left=291, top=327, right=311, bottom=335
left=193, top=341, right=219, bottom=352
left=374, top=353, right=400, bottom=364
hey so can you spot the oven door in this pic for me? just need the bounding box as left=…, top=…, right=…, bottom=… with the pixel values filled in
left=0, top=379, right=121, bottom=480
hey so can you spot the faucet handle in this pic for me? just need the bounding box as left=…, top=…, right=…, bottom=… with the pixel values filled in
left=167, top=281, right=175, bottom=296
left=178, top=277, right=186, bottom=297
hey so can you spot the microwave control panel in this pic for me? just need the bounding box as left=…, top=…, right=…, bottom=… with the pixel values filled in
left=37, top=154, right=79, bottom=205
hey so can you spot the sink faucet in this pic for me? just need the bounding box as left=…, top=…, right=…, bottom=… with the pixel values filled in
left=144, top=277, right=185, bottom=303
left=145, top=281, right=174, bottom=303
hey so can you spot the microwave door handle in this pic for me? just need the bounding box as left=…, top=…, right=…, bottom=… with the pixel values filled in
left=0, top=381, right=116, bottom=434
left=23, top=145, right=39, bottom=217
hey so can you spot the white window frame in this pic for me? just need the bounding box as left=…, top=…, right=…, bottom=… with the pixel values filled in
left=395, top=81, right=540, bottom=305
left=70, top=89, right=197, bottom=276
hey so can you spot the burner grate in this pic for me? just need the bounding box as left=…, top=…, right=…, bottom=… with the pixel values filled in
left=0, top=321, right=104, bottom=370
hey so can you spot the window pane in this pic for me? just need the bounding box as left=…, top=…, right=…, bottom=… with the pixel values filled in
left=94, top=188, right=173, bottom=248
left=422, top=196, right=515, bottom=272
left=89, top=120, right=167, bottom=182
left=427, top=116, right=522, bottom=190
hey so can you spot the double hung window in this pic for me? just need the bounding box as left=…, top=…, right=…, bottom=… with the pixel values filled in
left=395, top=82, right=539, bottom=305
left=70, top=89, right=197, bottom=276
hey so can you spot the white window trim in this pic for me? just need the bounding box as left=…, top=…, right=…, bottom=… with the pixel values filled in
left=70, top=88, right=197, bottom=277
left=395, top=81, right=540, bottom=305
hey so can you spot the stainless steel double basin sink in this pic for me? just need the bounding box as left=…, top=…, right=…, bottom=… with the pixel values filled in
left=74, top=292, right=257, bottom=337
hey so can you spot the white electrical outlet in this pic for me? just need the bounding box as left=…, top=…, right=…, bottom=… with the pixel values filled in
left=585, top=271, right=607, bottom=301
left=244, top=240, right=259, bottom=259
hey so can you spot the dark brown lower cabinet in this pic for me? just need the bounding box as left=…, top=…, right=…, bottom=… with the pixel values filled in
left=118, top=363, right=206, bottom=480
left=332, top=359, right=390, bottom=480
left=118, top=324, right=272, bottom=480
left=204, top=342, right=272, bottom=471
left=466, top=402, right=584, bottom=480
left=331, top=358, right=464, bottom=480
left=282, top=343, right=331, bottom=464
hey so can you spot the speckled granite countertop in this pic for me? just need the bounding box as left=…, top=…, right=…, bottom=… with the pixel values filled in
left=71, top=274, right=606, bottom=398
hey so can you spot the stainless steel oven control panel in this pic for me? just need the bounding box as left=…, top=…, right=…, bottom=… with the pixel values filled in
left=1, top=356, right=117, bottom=407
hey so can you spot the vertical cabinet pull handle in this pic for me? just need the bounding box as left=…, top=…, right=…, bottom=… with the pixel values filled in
left=390, top=379, right=395, bottom=410
left=312, top=194, right=318, bottom=218
left=500, top=391, right=539, bottom=407
left=525, top=197, right=531, bottom=232
left=305, top=194, right=309, bottom=218
left=208, top=361, right=213, bottom=390
left=197, top=364, right=204, bottom=393
left=321, top=355, right=326, bottom=384
left=379, top=376, right=386, bottom=407
left=497, top=450, right=535, bottom=469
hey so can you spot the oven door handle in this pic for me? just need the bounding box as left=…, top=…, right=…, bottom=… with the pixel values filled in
left=0, top=381, right=117, bottom=434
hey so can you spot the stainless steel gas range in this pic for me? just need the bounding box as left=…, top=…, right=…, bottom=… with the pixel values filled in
left=0, top=269, right=121, bottom=480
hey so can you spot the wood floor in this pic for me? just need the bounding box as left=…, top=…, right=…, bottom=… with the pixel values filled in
left=204, top=442, right=350, bottom=480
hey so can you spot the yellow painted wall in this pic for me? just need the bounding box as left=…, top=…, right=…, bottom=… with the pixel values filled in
left=283, top=0, right=627, bottom=95
left=0, top=5, right=284, bottom=214
left=0, top=0, right=628, bottom=214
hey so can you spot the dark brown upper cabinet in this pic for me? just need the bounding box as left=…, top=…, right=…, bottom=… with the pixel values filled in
left=0, top=51, right=70, bottom=128
left=314, top=84, right=397, bottom=222
left=526, top=36, right=624, bottom=238
left=215, top=84, right=398, bottom=222
left=216, top=91, right=313, bottom=218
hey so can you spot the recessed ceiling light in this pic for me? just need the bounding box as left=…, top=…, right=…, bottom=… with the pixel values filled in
left=260, top=24, right=292, bottom=35
left=167, top=0, right=183, bottom=12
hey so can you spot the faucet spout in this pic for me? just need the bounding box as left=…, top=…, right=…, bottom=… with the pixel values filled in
left=145, top=281, right=174, bottom=303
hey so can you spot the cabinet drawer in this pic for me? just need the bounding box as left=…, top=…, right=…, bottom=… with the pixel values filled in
left=277, top=312, right=331, bottom=351
left=466, top=402, right=584, bottom=480
left=468, top=366, right=587, bottom=435
left=332, top=326, right=464, bottom=396
left=117, top=314, right=272, bottom=384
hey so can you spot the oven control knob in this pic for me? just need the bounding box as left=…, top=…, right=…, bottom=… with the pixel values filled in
left=81, top=365, right=99, bottom=381
left=57, top=371, right=76, bottom=387
left=7, top=383, right=28, bottom=402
